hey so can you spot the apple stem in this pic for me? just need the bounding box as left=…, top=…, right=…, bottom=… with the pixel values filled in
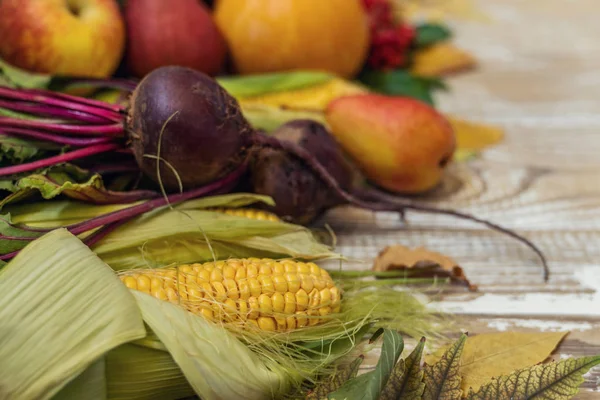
left=0, top=117, right=124, bottom=135
left=0, top=163, right=247, bottom=260
left=0, top=99, right=117, bottom=124
left=0, top=142, right=121, bottom=176
left=0, top=127, right=116, bottom=146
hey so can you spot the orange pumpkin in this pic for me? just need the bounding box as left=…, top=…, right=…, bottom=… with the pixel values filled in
left=213, top=0, right=371, bottom=78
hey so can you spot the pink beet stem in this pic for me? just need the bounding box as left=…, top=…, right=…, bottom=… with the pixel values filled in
left=0, top=142, right=121, bottom=176
left=0, top=117, right=124, bottom=135
left=0, top=163, right=247, bottom=260
left=0, top=87, right=124, bottom=119
left=28, top=88, right=126, bottom=113
left=0, top=99, right=114, bottom=124
left=0, top=127, right=116, bottom=146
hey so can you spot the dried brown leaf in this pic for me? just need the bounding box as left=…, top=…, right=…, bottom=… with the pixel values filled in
left=372, top=245, right=477, bottom=291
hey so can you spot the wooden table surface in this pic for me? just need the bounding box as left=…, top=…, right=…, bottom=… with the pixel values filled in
left=320, top=0, right=600, bottom=397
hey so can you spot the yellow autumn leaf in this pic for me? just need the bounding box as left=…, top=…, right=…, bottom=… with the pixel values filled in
left=238, top=78, right=368, bottom=111
left=411, top=43, right=477, bottom=77
left=425, top=331, right=568, bottom=394
left=449, top=116, right=505, bottom=159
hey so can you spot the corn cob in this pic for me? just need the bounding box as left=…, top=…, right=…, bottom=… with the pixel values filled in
left=210, top=208, right=281, bottom=222
left=119, top=258, right=341, bottom=332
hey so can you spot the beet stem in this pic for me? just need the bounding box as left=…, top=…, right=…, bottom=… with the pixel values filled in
left=0, top=86, right=125, bottom=114
left=0, top=127, right=116, bottom=146
left=252, top=132, right=549, bottom=282
left=0, top=117, right=124, bottom=135
left=0, top=163, right=247, bottom=260
left=0, top=100, right=117, bottom=124
left=0, top=142, right=121, bottom=176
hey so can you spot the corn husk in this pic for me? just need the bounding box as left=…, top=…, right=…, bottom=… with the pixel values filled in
left=53, top=359, right=107, bottom=400
left=133, top=291, right=293, bottom=400
left=0, top=228, right=146, bottom=399
left=106, top=344, right=195, bottom=400
left=4, top=194, right=341, bottom=270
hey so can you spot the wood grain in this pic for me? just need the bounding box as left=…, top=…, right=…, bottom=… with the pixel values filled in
left=320, top=0, right=600, bottom=396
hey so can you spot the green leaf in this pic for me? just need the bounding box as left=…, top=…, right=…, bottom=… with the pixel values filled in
left=381, top=337, right=426, bottom=400
left=328, top=329, right=404, bottom=400
left=415, top=24, right=453, bottom=48
left=306, top=357, right=364, bottom=400
left=0, top=164, right=157, bottom=209
left=358, top=69, right=447, bottom=106
left=0, top=134, right=58, bottom=165
left=0, top=213, right=45, bottom=254
left=217, top=71, right=334, bottom=99
left=465, top=355, right=600, bottom=400
left=0, top=58, right=52, bottom=89
left=422, top=333, right=467, bottom=400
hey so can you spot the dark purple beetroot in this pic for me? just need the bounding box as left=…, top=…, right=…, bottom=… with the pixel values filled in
left=127, top=65, right=253, bottom=190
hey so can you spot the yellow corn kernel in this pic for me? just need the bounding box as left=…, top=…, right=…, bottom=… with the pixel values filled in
left=238, top=280, right=250, bottom=300
left=166, top=287, right=178, bottom=303
left=296, top=289, right=309, bottom=311
left=151, top=288, right=168, bottom=301
left=308, top=309, right=320, bottom=326
left=247, top=264, right=258, bottom=278
left=308, top=263, right=321, bottom=276
left=286, top=316, right=296, bottom=330
left=282, top=261, right=297, bottom=273
left=150, top=277, right=163, bottom=291
left=273, top=263, right=285, bottom=275
left=197, top=269, right=210, bottom=282
left=223, top=279, right=239, bottom=300
left=259, top=276, right=275, bottom=295
left=273, top=275, right=288, bottom=293
left=199, top=305, right=214, bottom=322
left=275, top=317, right=286, bottom=331
left=308, top=288, right=320, bottom=308
left=296, top=312, right=308, bottom=328
left=246, top=319, right=259, bottom=329
left=235, top=266, right=247, bottom=280
left=179, top=265, right=193, bottom=274
left=297, top=262, right=310, bottom=274
left=286, top=273, right=301, bottom=293
left=212, top=282, right=227, bottom=302
left=258, top=294, right=272, bottom=316
left=249, top=278, right=262, bottom=298
left=313, top=277, right=327, bottom=291
left=319, top=306, right=332, bottom=317
left=201, top=282, right=213, bottom=299
left=284, top=292, right=296, bottom=314
left=223, top=298, right=237, bottom=322
left=222, top=264, right=236, bottom=280
left=137, top=275, right=151, bottom=293
left=122, top=276, right=137, bottom=290
left=272, top=292, right=285, bottom=313
left=187, top=287, right=203, bottom=301
left=238, top=300, right=249, bottom=320
left=300, top=274, right=314, bottom=292
left=320, top=288, right=332, bottom=306
left=248, top=297, right=259, bottom=320
left=210, top=268, right=223, bottom=283
left=258, top=317, right=276, bottom=331
left=212, top=208, right=280, bottom=222
left=259, top=263, right=272, bottom=276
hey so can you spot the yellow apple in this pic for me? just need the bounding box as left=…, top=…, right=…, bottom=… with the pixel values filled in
left=0, top=0, right=125, bottom=78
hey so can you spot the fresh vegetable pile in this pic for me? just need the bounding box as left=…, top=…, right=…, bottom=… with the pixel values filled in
left=0, top=1, right=597, bottom=399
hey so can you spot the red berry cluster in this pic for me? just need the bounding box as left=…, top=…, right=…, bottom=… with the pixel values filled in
left=362, top=0, right=416, bottom=70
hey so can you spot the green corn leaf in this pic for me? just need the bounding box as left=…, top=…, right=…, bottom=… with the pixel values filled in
left=328, top=329, right=405, bottom=400
left=358, top=69, right=447, bottom=106
left=465, top=355, right=600, bottom=400
left=0, top=164, right=157, bottom=209
left=217, top=71, right=335, bottom=99
left=422, top=333, right=467, bottom=400
left=380, top=337, right=426, bottom=400
left=0, top=228, right=146, bottom=399
left=415, top=23, right=453, bottom=48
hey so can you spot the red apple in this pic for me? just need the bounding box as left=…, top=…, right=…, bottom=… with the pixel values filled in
left=124, top=0, right=227, bottom=78
left=0, top=0, right=125, bottom=78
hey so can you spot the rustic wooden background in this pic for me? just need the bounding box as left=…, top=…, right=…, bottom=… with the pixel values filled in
left=319, top=0, right=600, bottom=397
